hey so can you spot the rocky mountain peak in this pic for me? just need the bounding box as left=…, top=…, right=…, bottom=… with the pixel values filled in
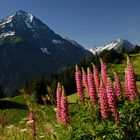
left=89, top=39, right=134, bottom=54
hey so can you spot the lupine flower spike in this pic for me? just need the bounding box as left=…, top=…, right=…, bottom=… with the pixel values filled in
left=113, top=70, right=123, bottom=100
left=100, top=58, right=108, bottom=87
left=56, top=82, right=62, bottom=123
left=1, top=111, right=6, bottom=129
left=125, top=68, right=130, bottom=99
left=61, top=86, right=69, bottom=125
left=75, top=65, right=85, bottom=102
left=98, top=81, right=109, bottom=118
left=92, top=63, right=100, bottom=93
left=28, top=111, right=36, bottom=136
left=125, top=56, right=138, bottom=100
left=106, top=78, right=120, bottom=123
left=82, top=67, right=89, bottom=95
left=87, top=67, right=96, bottom=104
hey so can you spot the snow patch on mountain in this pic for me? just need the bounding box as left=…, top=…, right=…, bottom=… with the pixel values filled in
left=0, top=31, right=15, bottom=38
left=15, top=10, right=33, bottom=22
left=10, top=23, right=13, bottom=27
left=40, top=47, right=51, bottom=54
left=52, top=39, right=62, bottom=44
left=89, top=47, right=102, bottom=54
left=0, top=14, right=14, bottom=26
left=28, top=13, right=33, bottom=22
left=0, top=10, right=35, bottom=31
left=25, top=22, right=33, bottom=28
left=1, top=25, right=5, bottom=28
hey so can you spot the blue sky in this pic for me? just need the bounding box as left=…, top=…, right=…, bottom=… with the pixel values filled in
left=0, top=0, right=140, bottom=48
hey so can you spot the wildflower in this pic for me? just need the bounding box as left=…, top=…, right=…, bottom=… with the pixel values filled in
left=87, top=67, right=96, bottom=104
left=75, top=65, right=85, bottom=102
left=125, top=57, right=138, bottom=100
left=1, top=112, right=6, bottom=129
left=113, top=71, right=123, bottom=100
left=125, top=68, right=129, bottom=99
left=114, top=112, right=120, bottom=124
left=82, top=67, right=89, bottom=94
left=100, top=58, right=108, bottom=87
left=61, top=87, right=69, bottom=125
left=106, top=78, right=120, bottom=123
left=92, top=63, right=100, bottom=93
left=98, top=82, right=109, bottom=118
left=56, top=82, right=62, bottom=123
left=28, top=111, right=36, bottom=136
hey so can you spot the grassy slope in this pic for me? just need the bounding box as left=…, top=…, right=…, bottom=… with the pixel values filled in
left=0, top=96, right=28, bottom=125
left=0, top=95, right=56, bottom=125
left=0, top=54, right=140, bottom=125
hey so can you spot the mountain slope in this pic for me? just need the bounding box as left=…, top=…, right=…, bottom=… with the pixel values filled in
left=89, top=39, right=134, bottom=54
left=0, top=10, right=91, bottom=96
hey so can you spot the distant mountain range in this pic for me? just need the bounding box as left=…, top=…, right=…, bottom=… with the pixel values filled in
left=89, top=39, right=134, bottom=54
left=0, top=10, right=91, bottom=96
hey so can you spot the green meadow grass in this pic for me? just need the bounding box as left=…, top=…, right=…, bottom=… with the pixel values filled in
left=111, top=54, right=140, bottom=76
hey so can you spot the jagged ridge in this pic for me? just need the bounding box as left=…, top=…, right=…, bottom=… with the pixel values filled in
left=89, top=39, right=134, bottom=54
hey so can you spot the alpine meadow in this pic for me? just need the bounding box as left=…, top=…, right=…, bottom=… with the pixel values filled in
left=0, top=1, right=140, bottom=140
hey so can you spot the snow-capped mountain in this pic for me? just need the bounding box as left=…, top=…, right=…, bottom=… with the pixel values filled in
left=0, top=10, right=91, bottom=96
left=89, top=39, right=134, bottom=54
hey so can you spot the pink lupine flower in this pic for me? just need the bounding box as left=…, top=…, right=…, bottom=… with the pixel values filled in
left=125, top=57, right=138, bottom=100
left=28, top=111, right=36, bottom=136
left=75, top=65, right=85, bottom=102
left=100, top=58, right=108, bottom=87
left=87, top=67, right=96, bottom=104
left=98, top=82, right=109, bottom=118
left=125, top=68, right=130, bottom=99
left=106, top=78, right=120, bottom=123
left=1, top=112, right=6, bottom=129
left=56, top=82, right=62, bottom=123
left=113, top=71, right=123, bottom=100
left=114, top=112, right=120, bottom=124
left=92, top=63, right=100, bottom=93
left=61, top=87, right=69, bottom=125
left=82, top=67, right=89, bottom=95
